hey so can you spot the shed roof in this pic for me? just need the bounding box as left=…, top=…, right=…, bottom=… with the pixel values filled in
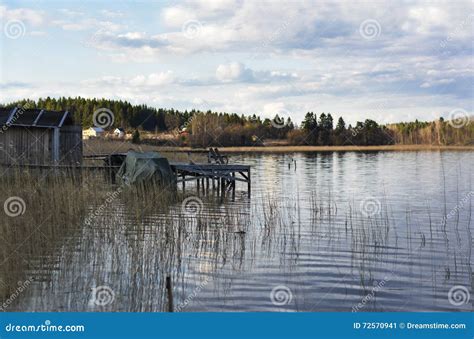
left=0, top=107, right=73, bottom=128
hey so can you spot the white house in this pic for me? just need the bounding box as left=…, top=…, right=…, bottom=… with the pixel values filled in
left=114, top=128, right=125, bottom=138
left=82, top=127, right=104, bottom=139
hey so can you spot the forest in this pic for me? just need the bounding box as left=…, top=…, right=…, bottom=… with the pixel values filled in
left=2, top=97, right=472, bottom=147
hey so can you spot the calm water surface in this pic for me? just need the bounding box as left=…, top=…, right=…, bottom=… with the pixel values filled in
left=12, top=151, right=473, bottom=312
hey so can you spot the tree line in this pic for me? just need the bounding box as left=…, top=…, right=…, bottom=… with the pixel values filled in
left=1, top=97, right=471, bottom=147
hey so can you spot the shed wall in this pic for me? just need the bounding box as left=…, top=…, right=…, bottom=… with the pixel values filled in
left=0, top=126, right=82, bottom=165
left=0, top=127, right=51, bottom=165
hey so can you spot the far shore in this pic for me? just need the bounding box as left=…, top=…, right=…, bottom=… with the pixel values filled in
left=157, top=144, right=474, bottom=153
left=83, top=139, right=474, bottom=157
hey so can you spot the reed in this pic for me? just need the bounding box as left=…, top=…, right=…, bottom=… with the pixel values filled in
left=0, top=167, right=113, bottom=300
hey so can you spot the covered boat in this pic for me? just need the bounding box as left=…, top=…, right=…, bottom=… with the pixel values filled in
left=116, top=151, right=175, bottom=187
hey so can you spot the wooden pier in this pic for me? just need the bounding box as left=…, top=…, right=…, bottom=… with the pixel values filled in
left=3, top=152, right=251, bottom=196
left=170, top=163, right=251, bottom=197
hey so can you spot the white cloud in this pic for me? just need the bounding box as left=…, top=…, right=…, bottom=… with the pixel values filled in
left=100, top=10, right=123, bottom=18
left=162, top=6, right=196, bottom=28
left=0, top=5, right=45, bottom=26
left=216, top=62, right=253, bottom=82
left=1, top=1, right=472, bottom=125
left=216, top=62, right=298, bottom=83
left=83, top=72, right=176, bottom=88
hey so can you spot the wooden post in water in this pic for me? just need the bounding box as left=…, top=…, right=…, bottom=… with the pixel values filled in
left=231, top=172, right=236, bottom=200
left=247, top=169, right=251, bottom=198
left=221, top=177, right=225, bottom=196
left=166, top=276, right=174, bottom=312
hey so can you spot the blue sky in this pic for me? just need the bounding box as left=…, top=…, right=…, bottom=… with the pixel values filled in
left=0, top=0, right=472, bottom=125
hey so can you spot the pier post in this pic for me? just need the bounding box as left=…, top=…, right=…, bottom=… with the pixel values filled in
left=166, top=276, right=173, bottom=312
left=231, top=172, right=236, bottom=200
left=247, top=169, right=251, bottom=198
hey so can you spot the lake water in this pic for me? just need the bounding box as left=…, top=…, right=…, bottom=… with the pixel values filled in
left=10, top=151, right=473, bottom=312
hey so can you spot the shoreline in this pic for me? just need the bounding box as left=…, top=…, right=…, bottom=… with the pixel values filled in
left=157, top=144, right=474, bottom=153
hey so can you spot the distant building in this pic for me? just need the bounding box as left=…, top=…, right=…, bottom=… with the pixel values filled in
left=179, top=127, right=189, bottom=136
left=83, top=127, right=104, bottom=139
left=0, top=107, right=82, bottom=165
left=114, top=128, right=125, bottom=138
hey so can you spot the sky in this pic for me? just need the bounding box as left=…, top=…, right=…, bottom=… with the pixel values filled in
left=0, top=0, right=472, bottom=125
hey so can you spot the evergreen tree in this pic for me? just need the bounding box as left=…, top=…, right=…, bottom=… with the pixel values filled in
left=132, top=129, right=140, bottom=144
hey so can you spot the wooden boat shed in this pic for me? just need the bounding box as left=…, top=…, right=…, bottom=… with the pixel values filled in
left=0, top=107, right=82, bottom=165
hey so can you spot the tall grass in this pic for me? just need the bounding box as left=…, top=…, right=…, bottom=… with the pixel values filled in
left=0, top=168, right=113, bottom=300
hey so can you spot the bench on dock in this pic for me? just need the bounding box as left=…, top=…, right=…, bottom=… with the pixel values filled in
left=207, top=148, right=229, bottom=164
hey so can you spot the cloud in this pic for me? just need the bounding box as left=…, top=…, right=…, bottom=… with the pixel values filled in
left=100, top=10, right=123, bottom=19
left=215, top=62, right=298, bottom=83
left=52, top=17, right=123, bottom=32
left=0, top=5, right=45, bottom=26
left=1, top=1, right=472, bottom=125
left=130, top=71, right=176, bottom=86
left=216, top=62, right=253, bottom=82
left=82, top=71, right=176, bottom=88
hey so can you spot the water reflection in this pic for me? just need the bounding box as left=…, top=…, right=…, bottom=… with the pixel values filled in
left=8, top=151, right=473, bottom=312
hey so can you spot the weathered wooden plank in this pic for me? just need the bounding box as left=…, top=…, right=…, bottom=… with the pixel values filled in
left=170, top=163, right=250, bottom=171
